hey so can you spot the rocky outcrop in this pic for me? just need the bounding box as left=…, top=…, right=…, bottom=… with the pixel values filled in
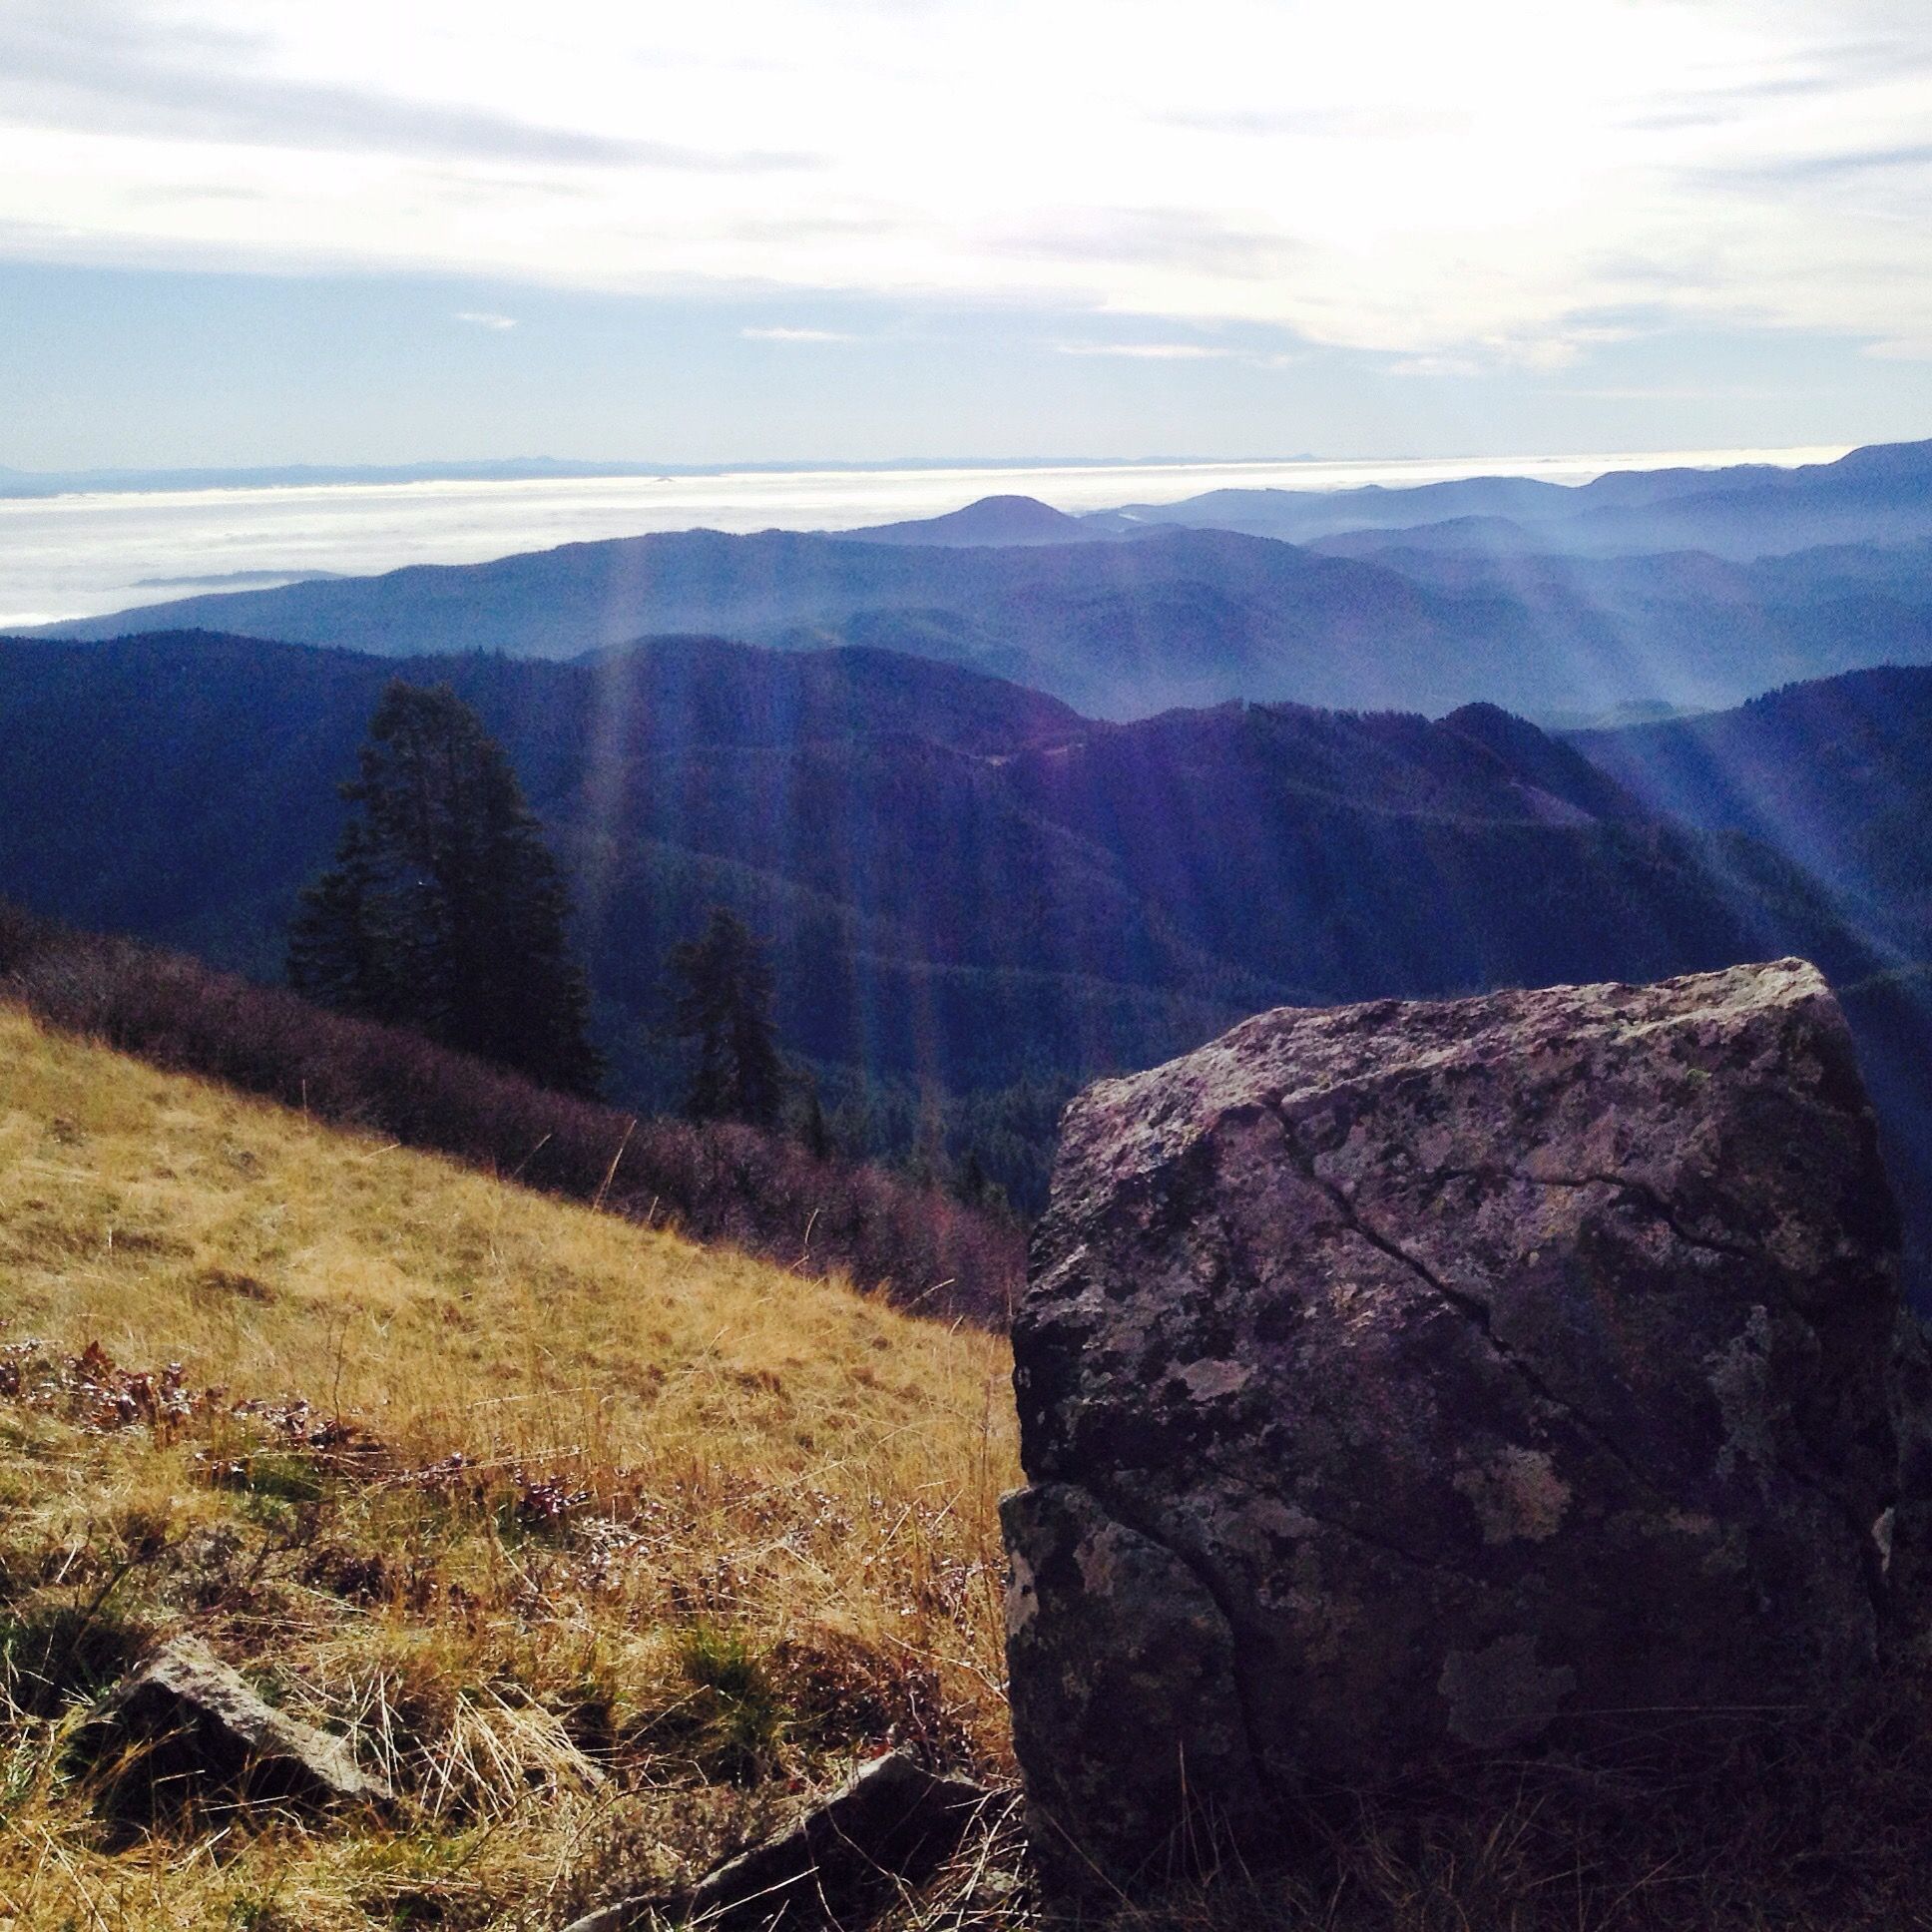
left=1003, top=960, right=1932, bottom=1894
left=81, top=1636, right=391, bottom=1818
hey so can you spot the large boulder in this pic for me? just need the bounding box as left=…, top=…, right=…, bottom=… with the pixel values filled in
left=1003, top=959, right=1932, bottom=1893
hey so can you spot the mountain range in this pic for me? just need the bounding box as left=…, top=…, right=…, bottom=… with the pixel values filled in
left=33, top=525, right=1569, bottom=718
left=34, top=440, right=1932, bottom=724
left=17, top=435, right=1932, bottom=1254
left=1095, top=439, right=1932, bottom=559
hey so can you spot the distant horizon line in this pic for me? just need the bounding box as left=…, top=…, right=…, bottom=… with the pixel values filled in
left=0, top=441, right=1867, bottom=503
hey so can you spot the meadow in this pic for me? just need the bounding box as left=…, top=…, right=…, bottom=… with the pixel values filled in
left=0, top=1004, right=1018, bottom=1928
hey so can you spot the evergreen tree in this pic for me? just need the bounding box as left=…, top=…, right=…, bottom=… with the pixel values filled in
left=903, top=1106, right=950, bottom=1193
left=955, top=1147, right=1008, bottom=1215
left=284, top=818, right=394, bottom=1019
left=288, top=681, right=602, bottom=1097
left=667, top=907, right=786, bottom=1128
left=798, top=1084, right=835, bottom=1162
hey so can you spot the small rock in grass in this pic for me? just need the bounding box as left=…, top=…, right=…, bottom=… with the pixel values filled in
left=79, top=1635, right=390, bottom=1819
left=565, top=1748, right=1001, bottom=1931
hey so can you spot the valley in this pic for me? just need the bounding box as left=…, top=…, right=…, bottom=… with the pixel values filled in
left=0, top=625, right=1899, bottom=1224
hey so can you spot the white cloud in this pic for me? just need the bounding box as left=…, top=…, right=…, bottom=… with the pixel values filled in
left=454, top=309, right=517, bottom=329
left=1555, top=384, right=1797, bottom=401
left=739, top=324, right=852, bottom=341
left=1384, top=353, right=1484, bottom=379
left=1, top=0, right=1930, bottom=367
left=1055, top=341, right=1229, bottom=359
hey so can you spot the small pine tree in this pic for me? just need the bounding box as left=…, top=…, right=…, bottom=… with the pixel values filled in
left=285, top=819, right=394, bottom=1019
left=955, top=1147, right=1008, bottom=1215
left=904, top=1107, right=950, bottom=1193
left=288, top=681, right=603, bottom=1098
left=797, top=1080, right=835, bottom=1161
left=667, top=907, right=787, bottom=1129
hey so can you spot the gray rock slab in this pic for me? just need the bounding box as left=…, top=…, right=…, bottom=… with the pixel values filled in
left=564, top=1748, right=1000, bottom=1931
left=83, top=1635, right=390, bottom=1816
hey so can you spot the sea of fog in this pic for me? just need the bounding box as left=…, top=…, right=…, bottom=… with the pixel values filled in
left=0, top=445, right=1849, bottom=630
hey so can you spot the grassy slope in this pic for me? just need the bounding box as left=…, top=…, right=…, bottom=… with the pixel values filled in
left=17, top=998, right=1930, bottom=1932
left=0, top=1004, right=1017, bottom=1929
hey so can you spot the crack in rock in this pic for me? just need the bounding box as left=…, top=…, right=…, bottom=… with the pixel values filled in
left=1439, top=1164, right=1765, bottom=1266
left=1005, top=962, right=1924, bottom=1897
left=1272, top=1104, right=1668, bottom=1507
left=1063, top=1475, right=1277, bottom=1807
left=1183, top=1445, right=1501, bottom=1589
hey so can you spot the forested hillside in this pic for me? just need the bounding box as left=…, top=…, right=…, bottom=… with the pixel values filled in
left=0, top=629, right=1882, bottom=1212
left=1575, top=664, right=1932, bottom=951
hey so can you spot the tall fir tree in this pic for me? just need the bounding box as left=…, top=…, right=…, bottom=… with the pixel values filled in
left=667, top=907, right=786, bottom=1129
left=288, top=681, right=603, bottom=1097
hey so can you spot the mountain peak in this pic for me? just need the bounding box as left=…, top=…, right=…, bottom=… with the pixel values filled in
left=840, top=494, right=1107, bottom=547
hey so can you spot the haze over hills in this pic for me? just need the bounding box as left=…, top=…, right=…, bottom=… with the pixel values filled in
left=34, top=440, right=1932, bottom=722
left=32, top=523, right=1588, bottom=718
left=1086, top=460, right=1786, bottom=543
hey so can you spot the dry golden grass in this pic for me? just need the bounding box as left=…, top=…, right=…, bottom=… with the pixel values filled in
left=0, top=1004, right=1019, bottom=1929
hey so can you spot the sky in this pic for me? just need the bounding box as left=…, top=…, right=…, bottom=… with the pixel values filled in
left=5, top=0, right=1932, bottom=469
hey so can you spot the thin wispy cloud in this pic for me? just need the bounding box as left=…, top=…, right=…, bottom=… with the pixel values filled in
left=740, top=325, right=853, bottom=342
left=0, top=0, right=819, bottom=171
left=1702, top=142, right=1932, bottom=186
left=454, top=311, right=518, bottom=330
left=0, top=0, right=1929, bottom=374
left=1055, top=341, right=1229, bottom=359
